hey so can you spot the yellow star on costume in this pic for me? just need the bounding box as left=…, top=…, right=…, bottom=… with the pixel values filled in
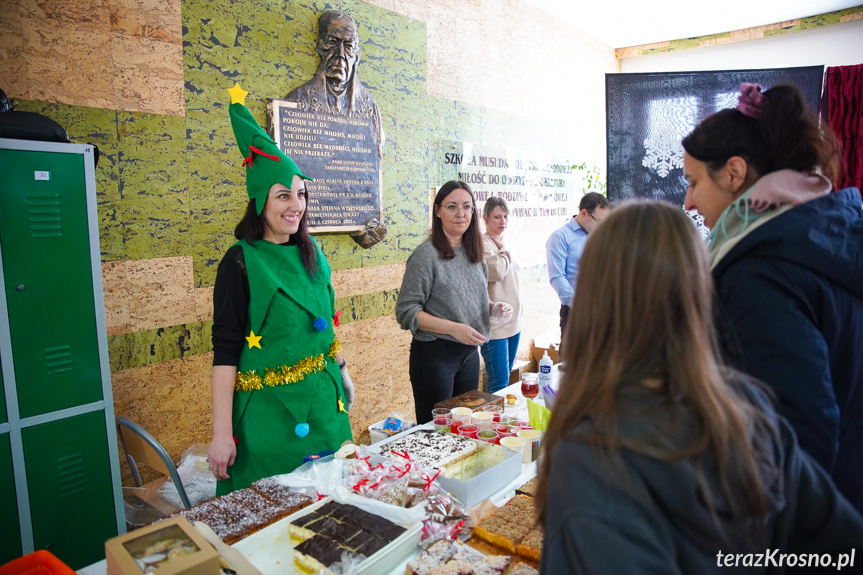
left=228, top=83, right=248, bottom=105
left=246, top=330, right=262, bottom=349
left=338, top=398, right=347, bottom=413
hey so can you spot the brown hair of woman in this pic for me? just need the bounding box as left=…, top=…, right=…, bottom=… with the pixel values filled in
left=535, top=201, right=775, bottom=534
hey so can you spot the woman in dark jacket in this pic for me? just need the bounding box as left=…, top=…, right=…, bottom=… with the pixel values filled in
left=535, top=201, right=862, bottom=574
left=682, top=83, right=863, bottom=514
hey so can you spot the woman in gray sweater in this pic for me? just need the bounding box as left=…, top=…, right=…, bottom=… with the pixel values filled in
left=396, top=180, right=493, bottom=424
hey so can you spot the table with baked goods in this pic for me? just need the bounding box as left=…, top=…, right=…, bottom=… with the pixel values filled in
left=77, top=378, right=551, bottom=575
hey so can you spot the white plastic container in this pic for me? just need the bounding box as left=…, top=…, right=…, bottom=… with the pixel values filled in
left=538, top=350, right=553, bottom=399
left=369, top=421, right=389, bottom=444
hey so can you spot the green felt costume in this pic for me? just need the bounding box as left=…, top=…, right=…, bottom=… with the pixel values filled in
left=216, top=84, right=352, bottom=495
left=216, top=239, right=352, bottom=495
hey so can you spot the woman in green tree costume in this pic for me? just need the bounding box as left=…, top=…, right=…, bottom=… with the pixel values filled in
left=207, top=83, right=354, bottom=495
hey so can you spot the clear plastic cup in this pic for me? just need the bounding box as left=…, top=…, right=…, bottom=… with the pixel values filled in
left=471, top=411, right=495, bottom=428
left=458, top=424, right=479, bottom=439
left=431, top=408, right=450, bottom=425
left=477, top=428, right=499, bottom=444
left=493, top=423, right=509, bottom=434
left=482, top=404, right=504, bottom=423
left=449, top=418, right=462, bottom=434
left=434, top=415, right=452, bottom=433
left=451, top=407, right=473, bottom=423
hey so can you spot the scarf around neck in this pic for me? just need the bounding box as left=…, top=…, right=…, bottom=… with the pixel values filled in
left=708, top=170, right=832, bottom=268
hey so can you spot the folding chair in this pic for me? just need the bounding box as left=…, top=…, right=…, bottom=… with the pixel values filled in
left=116, top=417, right=192, bottom=509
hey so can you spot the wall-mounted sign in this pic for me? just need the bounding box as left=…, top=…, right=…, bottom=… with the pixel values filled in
left=269, top=10, right=385, bottom=248
left=438, top=141, right=579, bottom=218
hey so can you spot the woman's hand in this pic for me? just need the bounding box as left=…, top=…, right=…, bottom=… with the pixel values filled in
left=207, top=435, right=236, bottom=480
left=340, top=363, right=355, bottom=410
left=209, top=365, right=237, bottom=480
left=489, top=236, right=504, bottom=249
left=490, top=301, right=514, bottom=324
left=450, top=323, right=487, bottom=346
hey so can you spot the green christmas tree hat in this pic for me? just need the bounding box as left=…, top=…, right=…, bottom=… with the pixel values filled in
left=228, top=83, right=312, bottom=214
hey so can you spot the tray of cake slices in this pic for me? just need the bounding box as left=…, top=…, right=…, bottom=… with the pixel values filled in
left=406, top=538, right=539, bottom=575
left=232, top=496, right=421, bottom=575
left=372, top=425, right=522, bottom=507
left=164, top=476, right=316, bottom=545
left=467, top=477, right=543, bottom=570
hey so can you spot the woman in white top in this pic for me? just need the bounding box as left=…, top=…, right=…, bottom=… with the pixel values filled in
left=480, top=197, right=523, bottom=393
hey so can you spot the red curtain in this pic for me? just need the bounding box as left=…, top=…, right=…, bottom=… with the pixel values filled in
left=823, top=64, right=863, bottom=193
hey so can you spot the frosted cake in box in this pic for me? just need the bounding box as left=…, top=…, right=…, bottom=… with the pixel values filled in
left=377, top=429, right=478, bottom=476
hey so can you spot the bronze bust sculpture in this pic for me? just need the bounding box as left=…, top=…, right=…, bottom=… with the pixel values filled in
left=286, top=11, right=382, bottom=155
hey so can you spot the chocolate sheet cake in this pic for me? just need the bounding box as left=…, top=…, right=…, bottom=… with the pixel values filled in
left=170, top=488, right=295, bottom=544
left=290, top=500, right=407, bottom=572
left=164, top=482, right=311, bottom=544
left=250, top=477, right=314, bottom=510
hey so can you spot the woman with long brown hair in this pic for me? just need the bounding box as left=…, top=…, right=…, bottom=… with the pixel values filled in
left=535, top=201, right=862, bottom=573
left=396, top=181, right=511, bottom=423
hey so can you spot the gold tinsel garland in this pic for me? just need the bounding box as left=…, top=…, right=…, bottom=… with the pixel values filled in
left=234, top=338, right=342, bottom=392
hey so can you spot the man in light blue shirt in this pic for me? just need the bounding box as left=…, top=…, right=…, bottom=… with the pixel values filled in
left=546, top=192, right=610, bottom=343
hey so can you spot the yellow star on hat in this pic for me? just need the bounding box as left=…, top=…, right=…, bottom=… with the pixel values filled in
left=246, top=330, right=262, bottom=349
left=228, top=83, right=248, bottom=105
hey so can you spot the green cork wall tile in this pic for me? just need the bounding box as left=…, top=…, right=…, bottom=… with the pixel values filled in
left=118, top=111, right=191, bottom=260
left=667, top=32, right=731, bottom=51
left=108, top=321, right=214, bottom=372
left=334, top=289, right=400, bottom=325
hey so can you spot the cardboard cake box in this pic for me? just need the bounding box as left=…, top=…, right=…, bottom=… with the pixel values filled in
left=105, top=516, right=220, bottom=575
left=530, top=330, right=560, bottom=366
left=434, top=390, right=504, bottom=411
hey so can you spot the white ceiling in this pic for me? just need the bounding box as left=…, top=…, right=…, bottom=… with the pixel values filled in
left=525, top=0, right=862, bottom=49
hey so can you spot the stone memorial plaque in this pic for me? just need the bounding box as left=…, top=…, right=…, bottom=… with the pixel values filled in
left=269, top=10, right=385, bottom=246
left=270, top=99, right=381, bottom=233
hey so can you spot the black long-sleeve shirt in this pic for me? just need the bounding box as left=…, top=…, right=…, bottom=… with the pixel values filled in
left=211, top=239, right=300, bottom=366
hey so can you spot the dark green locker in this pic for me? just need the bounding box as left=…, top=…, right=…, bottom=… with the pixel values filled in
left=23, top=411, right=117, bottom=569
left=0, top=138, right=124, bottom=568
left=1, top=356, right=7, bottom=424
left=0, top=433, right=21, bottom=564
left=0, top=149, right=103, bottom=418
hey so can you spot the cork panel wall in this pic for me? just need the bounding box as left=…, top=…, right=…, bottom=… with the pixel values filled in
left=101, top=257, right=213, bottom=336
left=337, top=314, right=415, bottom=444
left=1, top=0, right=184, bottom=115
left=615, top=5, right=863, bottom=58
left=331, top=263, right=406, bottom=298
